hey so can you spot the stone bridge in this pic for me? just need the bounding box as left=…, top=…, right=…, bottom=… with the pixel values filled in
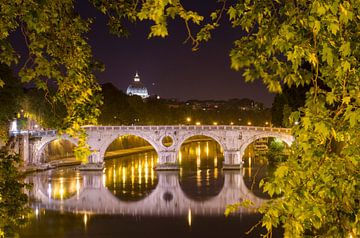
left=27, top=171, right=266, bottom=216
left=21, top=125, right=293, bottom=170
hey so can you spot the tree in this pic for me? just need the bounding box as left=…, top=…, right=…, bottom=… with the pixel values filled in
left=0, top=64, right=23, bottom=143
left=0, top=150, right=31, bottom=237
left=225, top=1, right=360, bottom=237
left=271, top=85, right=308, bottom=127
left=1, top=0, right=359, bottom=237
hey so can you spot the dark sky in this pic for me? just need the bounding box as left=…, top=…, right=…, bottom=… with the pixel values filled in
left=14, top=2, right=275, bottom=107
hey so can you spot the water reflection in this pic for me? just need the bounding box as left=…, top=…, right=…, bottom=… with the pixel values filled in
left=104, top=152, right=158, bottom=201
left=179, top=140, right=224, bottom=201
left=20, top=139, right=278, bottom=238
left=27, top=170, right=264, bottom=216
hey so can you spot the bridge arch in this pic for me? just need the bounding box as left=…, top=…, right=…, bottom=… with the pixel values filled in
left=239, top=132, right=293, bottom=160
left=175, top=131, right=226, bottom=157
left=98, top=132, right=161, bottom=162
left=34, top=136, right=78, bottom=164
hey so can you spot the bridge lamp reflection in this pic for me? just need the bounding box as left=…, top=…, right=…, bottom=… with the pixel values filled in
left=187, top=208, right=192, bottom=227
left=138, top=161, right=142, bottom=185
left=47, top=182, right=52, bottom=198
left=205, top=142, right=209, bottom=157
left=35, top=207, right=39, bottom=219
left=145, top=159, right=149, bottom=185
left=131, top=165, right=134, bottom=186
left=178, top=151, right=182, bottom=164
left=83, top=213, right=89, bottom=229
left=59, top=177, right=64, bottom=201
left=76, top=177, right=81, bottom=199
left=102, top=172, right=106, bottom=187
left=122, top=166, right=126, bottom=185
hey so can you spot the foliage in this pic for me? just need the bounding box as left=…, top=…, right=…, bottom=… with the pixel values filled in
left=271, top=85, right=309, bottom=127
left=225, top=0, right=360, bottom=237
left=1, top=0, right=359, bottom=236
left=267, top=139, right=288, bottom=164
left=22, top=88, right=67, bottom=129
left=0, top=64, right=23, bottom=143
left=0, top=150, right=31, bottom=237
left=1, top=0, right=102, bottom=161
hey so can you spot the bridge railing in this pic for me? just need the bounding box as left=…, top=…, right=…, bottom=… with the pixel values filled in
left=82, top=125, right=292, bottom=133
left=22, top=125, right=291, bottom=137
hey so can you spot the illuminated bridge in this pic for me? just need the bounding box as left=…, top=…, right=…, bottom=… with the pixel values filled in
left=20, top=125, right=293, bottom=170
left=28, top=171, right=265, bottom=216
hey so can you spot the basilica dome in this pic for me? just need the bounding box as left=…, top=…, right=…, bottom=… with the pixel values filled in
left=126, top=72, right=149, bottom=99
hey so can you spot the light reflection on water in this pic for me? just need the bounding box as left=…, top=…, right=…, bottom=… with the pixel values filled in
left=20, top=140, right=277, bottom=237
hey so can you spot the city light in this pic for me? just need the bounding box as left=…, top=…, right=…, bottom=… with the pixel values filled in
left=186, top=117, right=191, bottom=122
left=213, top=122, right=218, bottom=125
left=195, top=121, right=201, bottom=125
left=247, top=121, right=252, bottom=126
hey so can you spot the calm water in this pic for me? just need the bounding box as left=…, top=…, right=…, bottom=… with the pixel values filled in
left=19, top=141, right=281, bottom=238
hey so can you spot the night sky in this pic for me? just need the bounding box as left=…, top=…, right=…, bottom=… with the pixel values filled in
left=14, top=2, right=276, bottom=107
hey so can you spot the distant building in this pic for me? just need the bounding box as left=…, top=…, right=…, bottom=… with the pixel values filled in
left=126, top=72, right=149, bottom=99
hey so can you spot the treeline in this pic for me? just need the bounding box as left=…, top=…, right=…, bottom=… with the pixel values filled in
left=21, top=83, right=271, bottom=127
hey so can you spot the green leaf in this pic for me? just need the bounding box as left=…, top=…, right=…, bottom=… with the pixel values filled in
left=339, top=42, right=351, bottom=57
left=328, top=23, right=339, bottom=35
left=321, top=44, right=333, bottom=66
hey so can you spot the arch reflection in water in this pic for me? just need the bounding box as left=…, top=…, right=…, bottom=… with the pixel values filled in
left=104, top=151, right=158, bottom=201
left=178, top=139, right=224, bottom=201
left=30, top=169, right=83, bottom=201
left=27, top=170, right=265, bottom=216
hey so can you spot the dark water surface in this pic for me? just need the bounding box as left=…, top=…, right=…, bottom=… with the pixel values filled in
left=19, top=141, right=281, bottom=238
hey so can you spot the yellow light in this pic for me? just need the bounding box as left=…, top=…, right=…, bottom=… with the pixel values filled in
left=113, top=167, right=116, bottom=184
left=138, top=161, right=142, bottom=185
left=102, top=173, right=106, bottom=187
left=59, top=177, right=64, bottom=201
left=195, top=121, right=201, bottom=126
left=196, top=143, right=201, bottom=157
left=145, top=159, right=149, bottom=185
left=206, top=142, right=209, bottom=157
left=131, top=165, right=134, bottom=186
left=122, top=166, right=126, bottom=185
left=213, top=122, right=218, bottom=125
left=83, top=213, right=88, bottom=229
left=188, top=208, right=192, bottom=227
left=265, top=121, right=269, bottom=125
left=214, top=156, right=218, bottom=168
left=178, top=151, right=182, bottom=164
left=197, top=169, right=201, bottom=187
left=76, top=177, right=80, bottom=199
left=35, top=208, right=39, bottom=218
left=186, top=117, right=191, bottom=122
left=230, top=122, right=234, bottom=125
left=247, top=121, right=252, bottom=126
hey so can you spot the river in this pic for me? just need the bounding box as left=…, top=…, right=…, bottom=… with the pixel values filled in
left=18, top=140, right=282, bottom=237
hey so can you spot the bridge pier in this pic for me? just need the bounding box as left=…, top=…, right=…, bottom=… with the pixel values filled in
left=155, top=150, right=179, bottom=170
left=223, top=150, right=243, bottom=170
